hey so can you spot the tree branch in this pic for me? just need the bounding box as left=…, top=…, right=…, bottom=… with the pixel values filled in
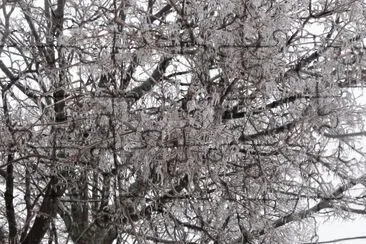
left=239, top=121, right=298, bottom=141
left=125, top=57, right=172, bottom=100
left=223, top=94, right=310, bottom=120
left=0, top=60, right=43, bottom=107
left=231, top=174, right=366, bottom=244
left=2, top=92, right=17, bottom=244
left=324, top=131, right=366, bottom=139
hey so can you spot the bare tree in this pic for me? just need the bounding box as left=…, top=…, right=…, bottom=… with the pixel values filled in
left=1, top=0, right=366, bottom=243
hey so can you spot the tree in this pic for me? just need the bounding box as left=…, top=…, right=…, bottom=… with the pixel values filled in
left=1, top=0, right=366, bottom=243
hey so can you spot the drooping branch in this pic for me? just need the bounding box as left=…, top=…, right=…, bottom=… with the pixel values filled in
left=120, top=54, right=138, bottom=90
left=0, top=60, right=43, bottom=107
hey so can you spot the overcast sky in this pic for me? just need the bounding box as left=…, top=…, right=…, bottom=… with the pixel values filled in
left=318, top=216, right=366, bottom=244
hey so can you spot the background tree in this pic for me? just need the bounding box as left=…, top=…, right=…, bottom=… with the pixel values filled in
left=1, top=0, right=366, bottom=243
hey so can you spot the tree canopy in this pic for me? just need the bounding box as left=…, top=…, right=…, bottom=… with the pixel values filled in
left=1, top=0, right=366, bottom=243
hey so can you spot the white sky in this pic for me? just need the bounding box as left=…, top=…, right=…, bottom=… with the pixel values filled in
left=318, top=217, right=366, bottom=244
